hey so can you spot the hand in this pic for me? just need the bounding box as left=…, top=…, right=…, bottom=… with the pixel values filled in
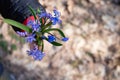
left=112, top=0, right=120, bottom=4
left=0, top=0, right=45, bottom=31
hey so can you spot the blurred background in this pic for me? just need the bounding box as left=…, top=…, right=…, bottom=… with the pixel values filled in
left=0, top=0, right=120, bottom=80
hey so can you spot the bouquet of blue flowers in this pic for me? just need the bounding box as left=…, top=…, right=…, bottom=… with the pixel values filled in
left=3, top=6, right=68, bottom=61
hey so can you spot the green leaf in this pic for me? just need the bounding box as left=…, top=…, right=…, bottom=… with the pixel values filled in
left=45, top=22, right=52, bottom=27
left=28, top=6, right=37, bottom=20
left=43, top=28, right=66, bottom=37
left=4, top=19, right=32, bottom=33
left=40, top=18, right=43, bottom=25
left=51, top=42, right=62, bottom=46
left=39, top=18, right=45, bottom=25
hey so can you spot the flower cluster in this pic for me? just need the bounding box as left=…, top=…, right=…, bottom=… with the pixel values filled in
left=17, top=8, right=69, bottom=61
left=27, top=45, right=45, bottom=60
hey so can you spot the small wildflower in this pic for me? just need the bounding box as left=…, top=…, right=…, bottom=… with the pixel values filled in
left=39, top=9, right=61, bottom=25
left=48, top=35, right=56, bottom=42
left=39, top=12, right=47, bottom=18
left=27, top=20, right=33, bottom=26
left=33, top=51, right=45, bottom=60
left=50, top=9, right=61, bottom=25
left=32, top=22, right=41, bottom=32
left=8, top=7, right=69, bottom=61
left=46, top=13, right=52, bottom=18
left=27, top=20, right=41, bottom=32
left=62, top=37, right=69, bottom=42
left=27, top=46, right=45, bottom=60
left=53, top=9, right=61, bottom=17
left=25, top=34, right=36, bottom=43
left=17, top=31, right=28, bottom=37
left=50, top=17, right=62, bottom=25
left=39, top=12, right=52, bottom=19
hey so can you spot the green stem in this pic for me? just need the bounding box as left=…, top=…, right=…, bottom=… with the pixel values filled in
left=41, top=22, right=52, bottom=32
left=41, top=40, right=44, bottom=52
left=42, top=28, right=66, bottom=37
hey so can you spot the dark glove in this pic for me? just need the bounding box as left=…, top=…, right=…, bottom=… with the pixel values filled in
left=0, top=0, right=45, bottom=31
left=112, top=0, right=120, bottom=5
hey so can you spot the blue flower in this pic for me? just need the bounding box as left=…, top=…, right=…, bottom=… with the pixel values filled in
left=50, top=9, right=62, bottom=25
left=27, top=20, right=33, bottom=26
left=39, top=12, right=47, bottom=18
left=48, top=35, right=56, bottom=42
left=17, top=31, right=28, bottom=37
left=32, top=22, right=41, bottom=32
left=62, top=37, right=69, bottom=42
left=33, top=51, right=45, bottom=60
left=53, top=9, right=61, bottom=17
left=27, top=20, right=41, bottom=32
left=46, top=13, right=52, bottom=18
left=39, top=12, right=52, bottom=19
left=50, top=17, right=62, bottom=25
left=25, top=34, right=36, bottom=43
left=27, top=46, right=45, bottom=61
left=39, top=9, right=61, bottom=25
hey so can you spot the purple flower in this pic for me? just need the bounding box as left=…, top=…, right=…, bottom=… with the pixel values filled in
left=27, top=20, right=41, bottom=32
left=50, top=9, right=62, bottom=25
left=39, top=12, right=47, bottom=18
left=17, top=31, right=28, bottom=37
left=46, top=13, right=52, bottom=18
left=39, top=9, right=61, bottom=25
left=39, top=12, right=52, bottom=19
left=62, top=37, right=69, bottom=42
left=27, top=46, right=45, bottom=60
left=48, top=35, right=56, bottom=42
left=53, top=9, right=61, bottom=17
left=27, top=20, right=33, bottom=26
left=25, top=34, right=36, bottom=43
left=50, top=17, right=62, bottom=25
left=32, top=22, right=41, bottom=32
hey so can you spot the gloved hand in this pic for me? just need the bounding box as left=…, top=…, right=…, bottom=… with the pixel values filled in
left=112, top=0, right=120, bottom=5
left=0, top=0, right=45, bottom=31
